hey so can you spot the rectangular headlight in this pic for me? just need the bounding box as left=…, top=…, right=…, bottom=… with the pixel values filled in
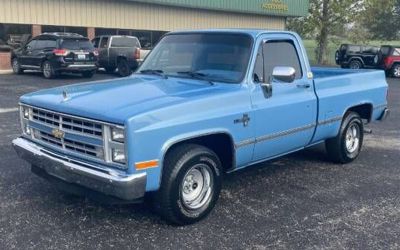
left=111, top=127, right=125, bottom=143
left=21, top=106, right=30, bottom=119
left=112, top=148, right=126, bottom=164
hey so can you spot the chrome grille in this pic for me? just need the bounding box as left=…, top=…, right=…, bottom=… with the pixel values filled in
left=32, top=108, right=103, bottom=138
left=33, top=129, right=104, bottom=159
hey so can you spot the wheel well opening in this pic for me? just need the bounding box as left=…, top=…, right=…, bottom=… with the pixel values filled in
left=350, top=58, right=363, bottom=65
left=165, top=133, right=235, bottom=173
left=348, top=104, right=373, bottom=122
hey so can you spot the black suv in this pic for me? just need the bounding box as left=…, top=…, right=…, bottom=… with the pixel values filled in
left=11, top=33, right=98, bottom=79
left=335, top=44, right=380, bottom=69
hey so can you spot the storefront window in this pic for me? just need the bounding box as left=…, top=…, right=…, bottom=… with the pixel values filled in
left=95, top=28, right=118, bottom=36
left=0, top=23, right=31, bottom=51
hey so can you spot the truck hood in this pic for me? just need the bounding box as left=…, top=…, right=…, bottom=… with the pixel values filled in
left=20, top=75, right=229, bottom=124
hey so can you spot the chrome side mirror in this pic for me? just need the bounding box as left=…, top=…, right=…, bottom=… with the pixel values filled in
left=272, top=66, right=296, bottom=83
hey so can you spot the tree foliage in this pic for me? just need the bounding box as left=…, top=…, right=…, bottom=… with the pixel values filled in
left=361, top=0, right=400, bottom=40
left=287, top=0, right=361, bottom=64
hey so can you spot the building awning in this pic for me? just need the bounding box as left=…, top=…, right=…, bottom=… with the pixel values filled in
left=127, top=0, right=309, bottom=17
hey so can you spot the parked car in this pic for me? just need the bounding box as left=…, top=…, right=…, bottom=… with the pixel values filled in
left=379, top=45, right=400, bottom=78
left=335, top=44, right=380, bottom=69
left=11, top=32, right=98, bottom=79
left=13, top=30, right=389, bottom=225
left=92, top=35, right=151, bottom=77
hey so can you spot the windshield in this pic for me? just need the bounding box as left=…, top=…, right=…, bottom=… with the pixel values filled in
left=61, top=39, right=94, bottom=50
left=138, top=33, right=253, bottom=83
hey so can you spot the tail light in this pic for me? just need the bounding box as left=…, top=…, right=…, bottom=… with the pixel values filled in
left=134, top=48, right=140, bottom=60
left=93, top=49, right=99, bottom=57
left=53, top=49, right=69, bottom=56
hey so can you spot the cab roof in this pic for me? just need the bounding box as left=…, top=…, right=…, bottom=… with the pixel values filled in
left=168, top=29, right=298, bottom=39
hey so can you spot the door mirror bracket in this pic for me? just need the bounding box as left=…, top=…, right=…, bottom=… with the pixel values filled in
left=261, top=81, right=273, bottom=99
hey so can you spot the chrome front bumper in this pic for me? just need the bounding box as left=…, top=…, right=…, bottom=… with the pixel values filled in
left=12, top=137, right=146, bottom=201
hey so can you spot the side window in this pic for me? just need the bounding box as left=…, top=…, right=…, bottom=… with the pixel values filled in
left=348, top=45, right=361, bottom=53
left=263, top=40, right=303, bottom=80
left=36, top=39, right=57, bottom=49
left=25, top=40, right=37, bottom=50
left=35, top=40, right=46, bottom=50
left=99, top=37, right=109, bottom=49
left=46, top=40, right=57, bottom=49
left=92, top=38, right=100, bottom=48
left=393, top=48, right=400, bottom=56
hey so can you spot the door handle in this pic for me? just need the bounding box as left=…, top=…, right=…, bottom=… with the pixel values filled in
left=297, top=83, right=311, bottom=89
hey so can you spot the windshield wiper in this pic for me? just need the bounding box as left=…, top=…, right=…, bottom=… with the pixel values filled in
left=139, top=69, right=168, bottom=79
left=176, top=71, right=215, bottom=85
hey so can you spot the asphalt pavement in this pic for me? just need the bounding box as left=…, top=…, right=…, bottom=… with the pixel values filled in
left=0, top=71, right=399, bottom=249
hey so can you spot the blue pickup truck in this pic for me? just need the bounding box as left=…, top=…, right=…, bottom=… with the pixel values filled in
left=13, top=29, right=389, bottom=225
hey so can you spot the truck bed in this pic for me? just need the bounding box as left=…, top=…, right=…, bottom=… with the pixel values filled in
left=310, top=67, right=388, bottom=143
left=312, top=67, right=380, bottom=79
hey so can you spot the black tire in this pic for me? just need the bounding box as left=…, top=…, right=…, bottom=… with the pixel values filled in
left=335, top=51, right=340, bottom=65
left=117, top=59, right=132, bottom=77
left=42, top=60, right=57, bottom=79
left=391, top=64, right=400, bottom=78
left=152, top=144, right=222, bottom=225
left=325, top=112, right=364, bottom=164
left=82, top=70, right=95, bottom=78
left=12, top=58, right=23, bottom=74
left=349, top=60, right=362, bottom=70
left=104, top=67, right=115, bottom=73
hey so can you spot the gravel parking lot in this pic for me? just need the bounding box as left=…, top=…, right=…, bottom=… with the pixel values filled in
left=0, top=72, right=399, bottom=249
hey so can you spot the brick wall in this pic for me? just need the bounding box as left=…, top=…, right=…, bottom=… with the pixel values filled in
left=0, top=52, right=11, bottom=70
left=32, top=24, right=42, bottom=37
left=87, top=27, right=95, bottom=40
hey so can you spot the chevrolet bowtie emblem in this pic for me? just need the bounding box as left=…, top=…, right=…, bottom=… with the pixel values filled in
left=52, top=128, right=65, bottom=139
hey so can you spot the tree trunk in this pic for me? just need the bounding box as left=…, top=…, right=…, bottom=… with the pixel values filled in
left=317, top=0, right=329, bottom=65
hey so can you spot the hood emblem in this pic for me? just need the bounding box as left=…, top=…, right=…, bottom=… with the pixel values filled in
left=62, top=90, right=69, bottom=102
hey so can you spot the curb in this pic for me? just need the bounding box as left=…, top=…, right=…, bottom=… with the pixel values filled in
left=0, top=70, right=13, bottom=75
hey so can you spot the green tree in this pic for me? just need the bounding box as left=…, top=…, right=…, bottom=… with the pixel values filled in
left=361, top=0, right=400, bottom=40
left=287, top=0, right=361, bottom=64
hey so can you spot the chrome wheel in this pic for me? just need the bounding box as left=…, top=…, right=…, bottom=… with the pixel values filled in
left=43, top=62, right=52, bottom=78
left=12, top=59, right=20, bottom=73
left=345, top=124, right=360, bottom=153
left=393, top=65, right=400, bottom=78
left=181, top=164, right=213, bottom=210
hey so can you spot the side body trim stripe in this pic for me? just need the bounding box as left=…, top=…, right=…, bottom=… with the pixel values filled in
left=235, top=116, right=343, bottom=149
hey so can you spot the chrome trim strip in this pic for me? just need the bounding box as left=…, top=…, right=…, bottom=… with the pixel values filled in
left=20, top=104, right=124, bottom=127
left=256, top=123, right=316, bottom=143
left=67, top=64, right=96, bottom=68
left=318, top=116, right=343, bottom=126
left=235, top=138, right=256, bottom=149
left=235, top=123, right=316, bottom=149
